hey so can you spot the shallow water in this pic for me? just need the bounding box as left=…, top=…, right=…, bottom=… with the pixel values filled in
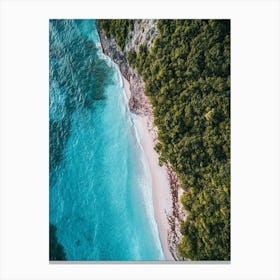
left=49, top=19, right=164, bottom=261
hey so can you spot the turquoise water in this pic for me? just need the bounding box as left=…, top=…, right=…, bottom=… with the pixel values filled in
left=49, top=19, right=164, bottom=261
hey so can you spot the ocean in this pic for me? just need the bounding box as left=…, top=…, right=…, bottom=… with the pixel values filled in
left=49, top=19, right=164, bottom=261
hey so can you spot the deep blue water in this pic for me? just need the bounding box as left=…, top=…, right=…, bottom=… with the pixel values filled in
left=49, top=19, right=164, bottom=261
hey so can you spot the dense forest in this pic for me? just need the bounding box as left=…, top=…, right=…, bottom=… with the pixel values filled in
left=99, top=19, right=230, bottom=260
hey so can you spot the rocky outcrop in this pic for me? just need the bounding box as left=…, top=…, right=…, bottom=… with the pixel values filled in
left=96, top=20, right=185, bottom=261
left=124, top=19, right=159, bottom=53
left=97, top=23, right=152, bottom=116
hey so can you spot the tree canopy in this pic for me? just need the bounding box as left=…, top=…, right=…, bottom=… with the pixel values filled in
left=99, top=19, right=133, bottom=50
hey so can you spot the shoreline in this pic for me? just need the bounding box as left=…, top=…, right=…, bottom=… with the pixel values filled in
left=97, top=24, right=185, bottom=260
left=123, top=77, right=173, bottom=260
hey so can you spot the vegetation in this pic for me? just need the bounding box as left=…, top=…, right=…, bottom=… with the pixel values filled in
left=99, top=20, right=134, bottom=51
left=99, top=19, right=230, bottom=260
left=127, top=49, right=137, bottom=66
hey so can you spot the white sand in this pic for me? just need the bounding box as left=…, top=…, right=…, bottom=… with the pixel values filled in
left=122, top=77, right=131, bottom=100
left=123, top=77, right=173, bottom=260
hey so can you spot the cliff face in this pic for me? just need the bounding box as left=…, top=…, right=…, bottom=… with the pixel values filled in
left=124, top=19, right=159, bottom=53
left=97, top=21, right=153, bottom=117
left=96, top=20, right=185, bottom=261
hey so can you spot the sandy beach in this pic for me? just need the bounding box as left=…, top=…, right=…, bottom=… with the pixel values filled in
left=98, top=24, right=186, bottom=261
left=122, top=77, right=174, bottom=260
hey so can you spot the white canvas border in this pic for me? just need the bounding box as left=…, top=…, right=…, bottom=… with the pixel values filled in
left=0, top=0, right=279, bottom=279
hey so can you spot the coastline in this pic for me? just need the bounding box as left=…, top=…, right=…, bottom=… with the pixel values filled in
left=97, top=24, right=186, bottom=260
left=123, top=77, right=173, bottom=260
